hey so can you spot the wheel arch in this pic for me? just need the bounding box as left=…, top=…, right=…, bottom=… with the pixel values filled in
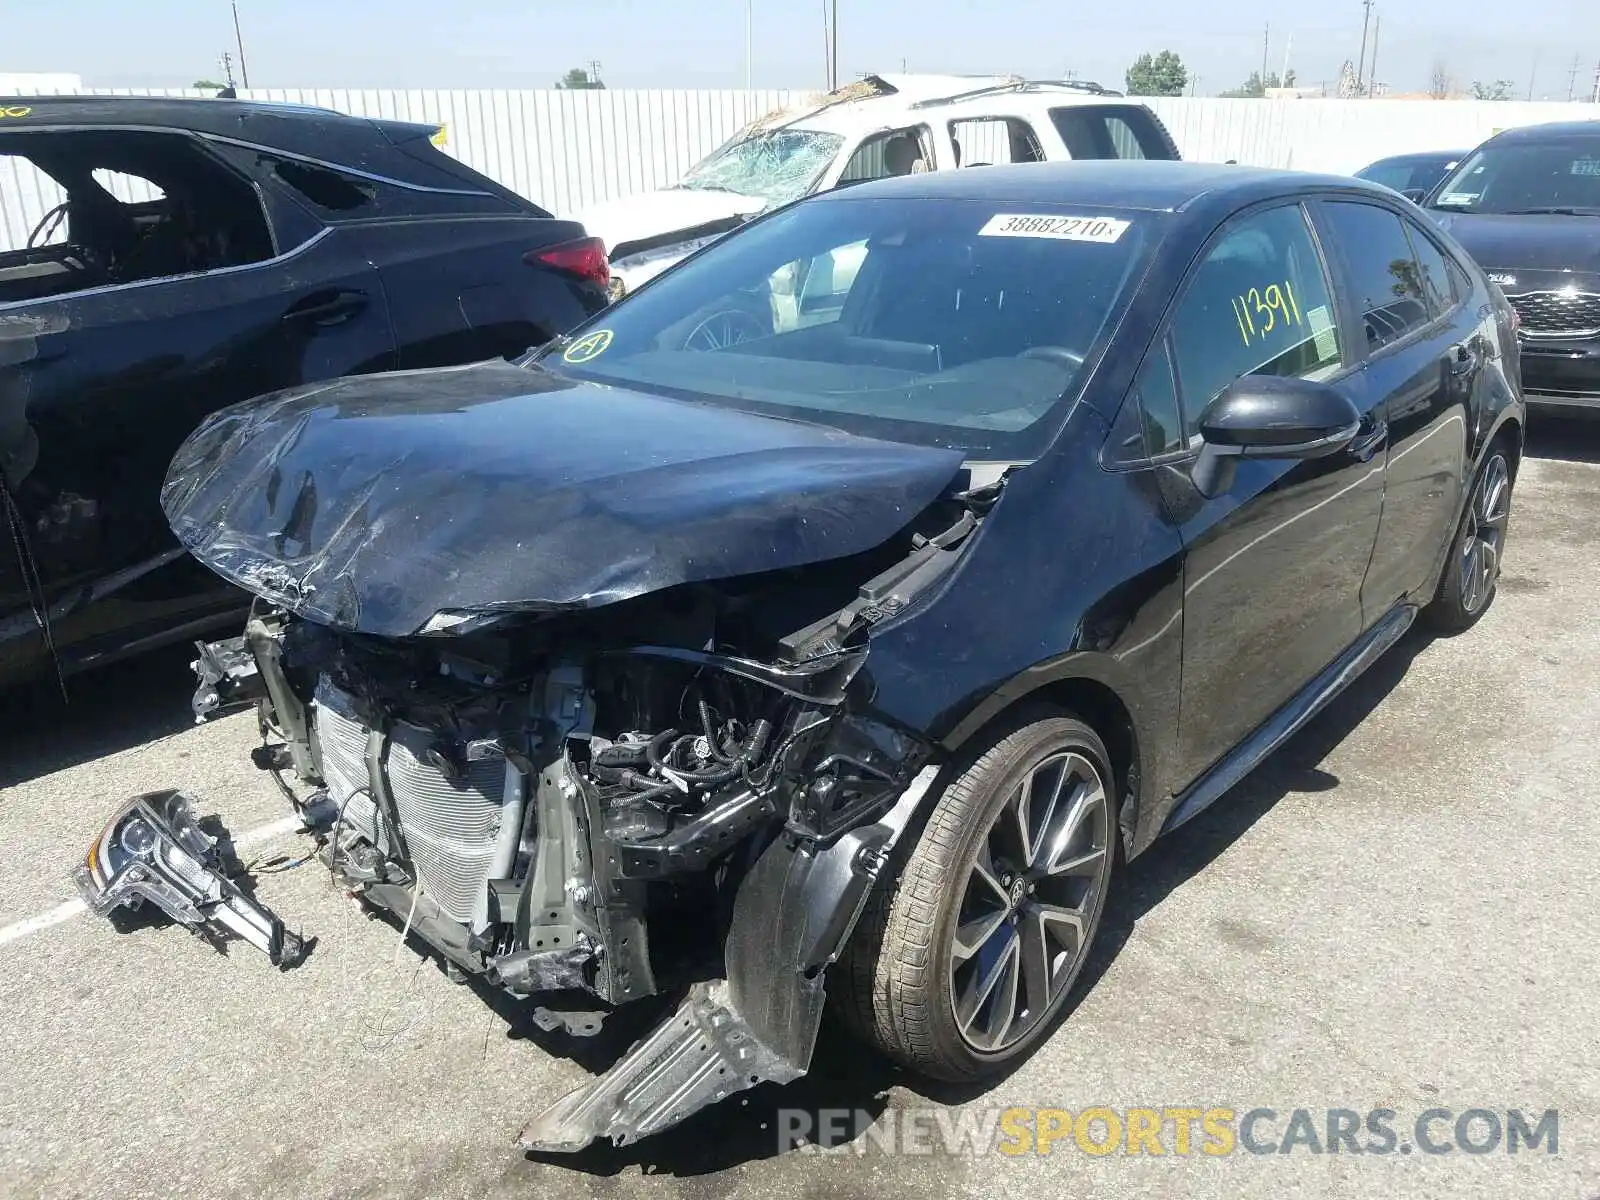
left=939, top=666, right=1147, bottom=859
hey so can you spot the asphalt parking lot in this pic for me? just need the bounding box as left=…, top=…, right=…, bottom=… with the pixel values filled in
left=3, top=421, right=1600, bottom=1200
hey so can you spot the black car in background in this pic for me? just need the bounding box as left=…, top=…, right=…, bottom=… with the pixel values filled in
left=95, top=161, right=1523, bottom=1152
left=1421, top=121, right=1600, bottom=412
left=1354, top=149, right=1468, bottom=201
left=0, top=96, right=608, bottom=688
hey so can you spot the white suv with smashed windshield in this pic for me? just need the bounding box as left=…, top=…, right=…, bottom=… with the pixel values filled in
left=580, top=74, right=1180, bottom=299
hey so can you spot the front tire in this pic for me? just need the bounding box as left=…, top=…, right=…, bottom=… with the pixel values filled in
left=833, top=711, right=1115, bottom=1081
left=1423, top=443, right=1513, bottom=634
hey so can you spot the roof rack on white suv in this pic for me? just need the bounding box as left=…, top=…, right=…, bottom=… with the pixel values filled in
left=906, top=78, right=1122, bottom=108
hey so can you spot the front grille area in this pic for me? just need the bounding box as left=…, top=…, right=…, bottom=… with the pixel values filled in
left=312, top=680, right=516, bottom=927
left=1508, top=290, right=1600, bottom=338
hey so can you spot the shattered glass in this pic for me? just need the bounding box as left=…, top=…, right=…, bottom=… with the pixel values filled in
left=676, top=129, right=844, bottom=208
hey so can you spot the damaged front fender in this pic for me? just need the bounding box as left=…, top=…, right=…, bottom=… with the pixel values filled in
left=519, top=763, right=940, bottom=1152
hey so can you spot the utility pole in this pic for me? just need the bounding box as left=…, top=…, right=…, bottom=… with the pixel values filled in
left=1355, top=0, right=1373, bottom=93
left=822, top=0, right=832, bottom=89
left=1567, top=54, right=1581, bottom=101
left=1526, top=51, right=1538, bottom=101
left=831, top=0, right=839, bottom=93
left=1592, top=59, right=1600, bottom=104
left=1368, top=13, right=1380, bottom=96
left=1262, top=22, right=1270, bottom=89
left=587, top=59, right=602, bottom=86
left=231, top=0, right=250, bottom=88
left=219, top=51, right=236, bottom=89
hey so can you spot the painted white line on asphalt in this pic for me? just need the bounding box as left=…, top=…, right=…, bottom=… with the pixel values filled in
left=0, top=900, right=87, bottom=947
left=0, top=814, right=307, bottom=950
left=231, top=815, right=308, bottom=849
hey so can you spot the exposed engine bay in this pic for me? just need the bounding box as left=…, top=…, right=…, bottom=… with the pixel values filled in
left=79, top=479, right=994, bottom=1150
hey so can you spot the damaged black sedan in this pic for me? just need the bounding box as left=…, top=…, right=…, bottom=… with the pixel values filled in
left=80, top=162, right=1523, bottom=1153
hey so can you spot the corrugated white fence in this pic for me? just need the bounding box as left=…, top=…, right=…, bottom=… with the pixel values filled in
left=2, top=86, right=1596, bottom=252
left=1145, top=96, right=1594, bottom=172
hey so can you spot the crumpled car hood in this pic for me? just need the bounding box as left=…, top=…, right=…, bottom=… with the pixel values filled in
left=1429, top=211, right=1600, bottom=278
left=162, top=359, right=965, bottom=637
left=577, top=187, right=768, bottom=256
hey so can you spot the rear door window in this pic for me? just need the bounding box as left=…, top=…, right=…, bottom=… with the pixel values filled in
left=1050, top=105, right=1177, bottom=160
left=1318, top=201, right=1434, bottom=353
left=948, top=118, right=1045, bottom=168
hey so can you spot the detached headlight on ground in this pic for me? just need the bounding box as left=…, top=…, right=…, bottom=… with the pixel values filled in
left=73, top=790, right=304, bottom=968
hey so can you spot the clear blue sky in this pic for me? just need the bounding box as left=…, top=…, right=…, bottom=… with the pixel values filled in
left=7, top=0, right=1595, bottom=98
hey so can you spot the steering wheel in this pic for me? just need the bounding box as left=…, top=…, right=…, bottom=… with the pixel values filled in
left=1019, top=345, right=1085, bottom=370
left=27, top=202, right=70, bottom=249
left=682, top=306, right=770, bottom=353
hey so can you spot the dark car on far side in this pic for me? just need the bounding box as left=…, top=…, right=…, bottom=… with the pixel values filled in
left=88, top=160, right=1524, bottom=1154
left=0, top=95, right=609, bottom=688
left=1419, top=121, right=1600, bottom=413
left=1355, top=149, right=1468, bottom=202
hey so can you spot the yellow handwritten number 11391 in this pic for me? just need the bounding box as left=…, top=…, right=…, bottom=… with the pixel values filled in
left=1231, top=280, right=1302, bottom=347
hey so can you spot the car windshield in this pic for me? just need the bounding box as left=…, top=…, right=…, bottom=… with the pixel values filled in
left=1429, top=135, right=1600, bottom=214
left=535, top=195, right=1155, bottom=459
left=1357, top=157, right=1454, bottom=195
left=674, top=128, right=844, bottom=207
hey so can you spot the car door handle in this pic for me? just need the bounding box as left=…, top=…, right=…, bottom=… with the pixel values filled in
left=283, top=290, right=368, bottom=327
left=1448, top=342, right=1479, bottom=376
left=1348, top=420, right=1388, bottom=463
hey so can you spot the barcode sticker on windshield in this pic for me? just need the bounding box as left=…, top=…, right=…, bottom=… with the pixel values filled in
left=979, top=213, right=1131, bottom=243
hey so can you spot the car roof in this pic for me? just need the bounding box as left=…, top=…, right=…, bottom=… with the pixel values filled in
left=1364, top=150, right=1468, bottom=166
left=0, top=93, right=439, bottom=154
left=1491, top=120, right=1600, bottom=141
left=812, top=159, right=1398, bottom=214
left=751, top=73, right=1129, bottom=138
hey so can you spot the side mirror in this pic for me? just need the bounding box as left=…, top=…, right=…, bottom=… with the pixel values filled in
left=1192, top=376, right=1362, bottom=498
left=1400, top=186, right=1427, bottom=204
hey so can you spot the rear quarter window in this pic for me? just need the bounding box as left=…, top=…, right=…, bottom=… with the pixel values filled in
left=259, top=152, right=532, bottom=221
left=1050, top=105, right=1178, bottom=160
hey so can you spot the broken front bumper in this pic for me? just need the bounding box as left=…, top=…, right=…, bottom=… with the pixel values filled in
left=72, top=790, right=305, bottom=968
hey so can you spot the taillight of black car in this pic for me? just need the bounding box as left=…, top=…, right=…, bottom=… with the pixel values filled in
left=526, top=237, right=611, bottom=291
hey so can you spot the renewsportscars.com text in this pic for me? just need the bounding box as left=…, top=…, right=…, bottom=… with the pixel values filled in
left=780, top=1106, right=1560, bottom=1158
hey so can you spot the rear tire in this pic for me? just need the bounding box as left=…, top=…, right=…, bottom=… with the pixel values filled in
left=1422, top=441, right=1514, bottom=634
left=833, top=710, right=1115, bottom=1081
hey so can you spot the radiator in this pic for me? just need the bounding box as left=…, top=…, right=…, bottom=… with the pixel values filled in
left=312, top=679, right=523, bottom=930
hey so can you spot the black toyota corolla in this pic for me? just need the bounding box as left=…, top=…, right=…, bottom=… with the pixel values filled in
left=80, top=162, right=1523, bottom=1153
